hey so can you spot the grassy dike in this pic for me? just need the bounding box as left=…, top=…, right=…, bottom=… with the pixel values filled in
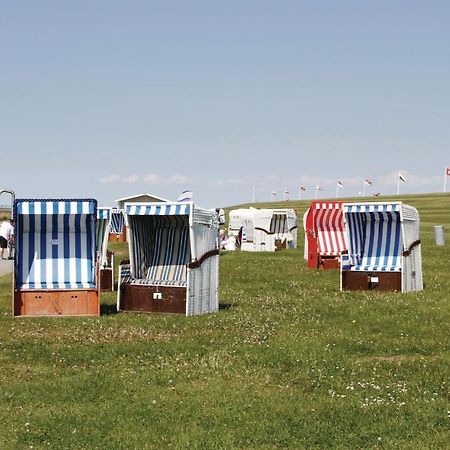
left=0, top=193, right=449, bottom=449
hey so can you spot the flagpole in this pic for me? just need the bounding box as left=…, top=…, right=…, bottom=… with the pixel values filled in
left=335, top=184, right=339, bottom=199
left=362, top=181, right=366, bottom=197
left=252, top=186, right=256, bottom=203
left=315, top=187, right=318, bottom=200
left=397, top=172, right=400, bottom=195
left=444, top=167, right=447, bottom=193
left=299, top=189, right=302, bottom=200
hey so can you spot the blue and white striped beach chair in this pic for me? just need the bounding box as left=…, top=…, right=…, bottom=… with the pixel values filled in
left=96, top=207, right=114, bottom=291
left=13, top=199, right=100, bottom=316
left=117, top=202, right=220, bottom=315
left=109, top=208, right=126, bottom=242
left=341, top=202, right=423, bottom=292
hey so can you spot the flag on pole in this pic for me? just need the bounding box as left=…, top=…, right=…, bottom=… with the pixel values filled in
left=300, top=186, right=306, bottom=191
left=316, top=185, right=322, bottom=191
left=335, top=181, right=343, bottom=198
left=399, top=173, right=406, bottom=182
left=443, top=167, right=450, bottom=192
left=272, top=191, right=277, bottom=196
left=178, top=190, right=193, bottom=202
left=365, top=179, right=372, bottom=186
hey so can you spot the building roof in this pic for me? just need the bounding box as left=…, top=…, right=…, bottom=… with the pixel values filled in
left=115, top=193, right=172, bottom=209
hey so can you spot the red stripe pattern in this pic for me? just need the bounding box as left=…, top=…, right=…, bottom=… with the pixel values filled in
left=314, top=202, right=346, bottom=255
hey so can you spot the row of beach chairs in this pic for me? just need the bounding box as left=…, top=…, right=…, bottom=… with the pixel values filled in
left=13, top=199, right=219, bottom=317
left=10, top=198, right=422, bottom=318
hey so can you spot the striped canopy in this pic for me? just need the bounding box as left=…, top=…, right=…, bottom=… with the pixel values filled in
left=97, top=208, right=111, bottom=221
left=125, top=202, right=191, bottom=217
left=14, top=199, right=97, bottom=290
left=343, top=202, right=403, bottom=272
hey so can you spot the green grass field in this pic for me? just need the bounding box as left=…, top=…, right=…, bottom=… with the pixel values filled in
left=0, top=193, right=449, bottom=449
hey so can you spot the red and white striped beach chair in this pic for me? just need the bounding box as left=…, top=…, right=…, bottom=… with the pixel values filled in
left=305, top=201, right=346, bottom=269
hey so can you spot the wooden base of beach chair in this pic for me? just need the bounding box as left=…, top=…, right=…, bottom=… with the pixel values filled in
left=274, top=239, right=286, bottom=250
left=109, top=230, right=126, bottom=242
left=342, top=271, right=401, bottom=292
left=100, top=269, right=113, bottom=291
left=120, top=284, right=186, bottom=314
left=13, top=290, right=99, bottom=317
left=319, top=256, right=340, bottom=270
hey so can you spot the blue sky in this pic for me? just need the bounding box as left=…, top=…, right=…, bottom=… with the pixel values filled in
left=1, top=1, right=449, bottom=207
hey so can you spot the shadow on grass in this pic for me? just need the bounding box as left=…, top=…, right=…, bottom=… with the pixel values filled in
left=100, top=304, right=119, bottom=315
left=219, top=303, right=233, bottom=311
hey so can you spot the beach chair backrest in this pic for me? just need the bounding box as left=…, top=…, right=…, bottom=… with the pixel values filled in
left=14, top=199, right=97, bottom=289
left=313, top=202, right=345, bottom=256
left=125, top=203, right=191, bottom=283
left=344, top=203, right=403, bottom=271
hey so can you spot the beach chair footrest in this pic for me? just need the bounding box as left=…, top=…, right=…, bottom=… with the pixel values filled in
left=342, top=271, right=401, bottom=292
left=14, top=289, right=99, bottom=317
left=120, top=284, right=186, bottom=314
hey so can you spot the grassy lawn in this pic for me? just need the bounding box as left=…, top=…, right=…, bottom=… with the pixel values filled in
left=0, top=193, right=449, bottom=449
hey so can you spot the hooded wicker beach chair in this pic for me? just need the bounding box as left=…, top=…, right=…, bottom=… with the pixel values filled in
left=117, top=202, right=219, bottom=315
left=109, top=208, right=126, bottom=242
left=13, top=199, right=99, bottom=316
left=305, top=201, right=346, bottom=269
left=96, top=207, right=114, bottom=291
left=229, top=208, right=297, bottom=252
left=340, top=202, right=423, bottom=292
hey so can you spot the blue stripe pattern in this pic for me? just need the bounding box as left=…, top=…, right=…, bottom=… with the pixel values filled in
left=97, top=208, right=111, bottom=221
left=125, top=203, right=191, bottom=216
left=110, top=209, right=125, bottom=233
left=125, top=213, right=190, bottom=287
left=14, top=199, right=97, bottom=289
left=344, top=203, right=403, bottom=272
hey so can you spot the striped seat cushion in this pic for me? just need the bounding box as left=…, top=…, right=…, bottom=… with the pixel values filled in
left=130, top=279, right=187, bottom=287
left=350, top=265, right=401, bottom=272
